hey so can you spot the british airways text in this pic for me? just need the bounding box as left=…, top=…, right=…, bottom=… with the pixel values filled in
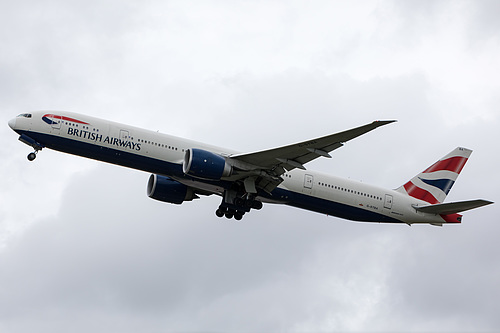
left=67, top=128, right=141, bottom=151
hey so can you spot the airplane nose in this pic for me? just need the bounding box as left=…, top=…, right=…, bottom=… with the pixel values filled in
left=8, top=118, right=16, bottom=129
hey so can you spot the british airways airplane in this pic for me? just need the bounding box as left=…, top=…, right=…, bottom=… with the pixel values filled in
left=8, top=111, right=492, bottom=226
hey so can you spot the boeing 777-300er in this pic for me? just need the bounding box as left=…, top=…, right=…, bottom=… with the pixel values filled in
left=8, top=112, right=493, bottom=226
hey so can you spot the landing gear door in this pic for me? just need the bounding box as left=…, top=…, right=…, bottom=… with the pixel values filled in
left=384, top=194, right=393, bottom=209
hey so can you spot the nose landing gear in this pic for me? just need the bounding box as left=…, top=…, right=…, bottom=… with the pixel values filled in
left=18, top=134, right=43, bottom=162
left=27, top=151, right=38, bottom=161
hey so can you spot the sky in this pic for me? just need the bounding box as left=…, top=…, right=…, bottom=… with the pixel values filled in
left=1, top=0, right=499, bottom=332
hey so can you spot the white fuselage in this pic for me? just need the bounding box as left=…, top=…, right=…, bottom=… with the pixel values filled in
left=9, top=111, right=453, bottom=225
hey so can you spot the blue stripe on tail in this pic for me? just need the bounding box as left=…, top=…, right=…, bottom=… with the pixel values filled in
left=418, top=178, right=455, bottom=195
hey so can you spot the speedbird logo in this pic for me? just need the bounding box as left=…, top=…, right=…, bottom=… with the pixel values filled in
left=42, top=114, right=89, bottom=125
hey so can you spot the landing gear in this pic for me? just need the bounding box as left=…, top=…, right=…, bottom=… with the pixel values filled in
left=215, top=187, right=263, bottom=221
left=18, top=134, right=43, bottom=161
left=215, top=206, right=246, bottom=220
left=27, top=146, right=42, bottom=161
left=215, top=208, right=225, bottom=218
left=234, top=211, right=243, bottom=221
left=27, top=151, right=37, bottom=161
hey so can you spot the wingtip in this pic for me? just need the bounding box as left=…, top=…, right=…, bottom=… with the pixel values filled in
left=373, top=120, right=397, bottom=125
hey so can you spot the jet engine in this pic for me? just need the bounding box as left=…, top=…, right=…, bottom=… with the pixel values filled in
left=183, top=148, right=232, bottom=180
left=147, top=174, right=198, bottom=204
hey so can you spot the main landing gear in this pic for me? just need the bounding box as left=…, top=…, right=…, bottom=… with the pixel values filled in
left=216, top=206, right=245, bottom=220
left=215, top=188, right=263, bottom=221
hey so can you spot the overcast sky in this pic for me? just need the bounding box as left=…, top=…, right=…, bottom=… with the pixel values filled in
left=1, top=1, right=499, bottom=332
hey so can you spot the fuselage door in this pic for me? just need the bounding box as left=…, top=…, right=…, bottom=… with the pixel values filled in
left=384, top=194, right=393, bottom=209
left=49, top=114, right=62, bottom=134
left=120, top=129, right=130, bottom=142
left=303, top=174, right=314, bottom=194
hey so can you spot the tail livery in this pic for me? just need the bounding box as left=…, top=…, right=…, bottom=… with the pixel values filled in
left=397, top=147, right=493, bottom=224
left=398, top=147, right=470, bottom=204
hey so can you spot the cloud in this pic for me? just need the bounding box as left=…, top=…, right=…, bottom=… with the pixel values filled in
left=0, top=166, right=374, bottom=331
left=1, top=164, right=499, bottom=332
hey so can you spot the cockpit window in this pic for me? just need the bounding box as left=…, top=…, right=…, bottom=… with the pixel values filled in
left=17, top=113, right=32, bottom=118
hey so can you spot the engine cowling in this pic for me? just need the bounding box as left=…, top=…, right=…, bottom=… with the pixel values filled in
left=183, top=148, right=232, bottom=180
left=147, top=174, right=197, bottom=204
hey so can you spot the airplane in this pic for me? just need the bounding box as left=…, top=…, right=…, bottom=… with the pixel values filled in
left=8, top=111, right=493, bottom=226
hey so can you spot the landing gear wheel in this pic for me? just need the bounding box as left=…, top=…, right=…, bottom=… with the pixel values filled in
left=215, top=208, right=225, bottom=218
left=252, top=201, right=263, bottom=210
left=27, top=152, right=37, bottom=161
left=234, top=212, right=243, bottom=221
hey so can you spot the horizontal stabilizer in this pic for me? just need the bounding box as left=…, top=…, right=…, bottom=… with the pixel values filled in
left=413, top=199, right=493, bottom=215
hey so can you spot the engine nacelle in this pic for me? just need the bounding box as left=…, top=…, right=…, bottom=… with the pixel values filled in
left=147, top=174, right=197, bottom=204
left=183, top=148, right=232, bottom=180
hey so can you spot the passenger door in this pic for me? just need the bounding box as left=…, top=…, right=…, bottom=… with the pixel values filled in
left=303, top=174, right=314, bottom=194
left=384, top=194, right=393, bottom=209
left=50, top=115, right=62, bottom=134
left=119, top=129, right=130, bottom=142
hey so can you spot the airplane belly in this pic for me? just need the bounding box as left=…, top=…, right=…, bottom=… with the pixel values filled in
left=274, top=187, right=401, bottom=223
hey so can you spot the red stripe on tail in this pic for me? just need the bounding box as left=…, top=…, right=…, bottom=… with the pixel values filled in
left=403, top=182, right=439, bottom=204
left=423, top=156, right=468, bottom=174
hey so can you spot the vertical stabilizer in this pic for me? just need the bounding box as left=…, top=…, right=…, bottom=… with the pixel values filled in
left=396, top=147, right=472, bottom=204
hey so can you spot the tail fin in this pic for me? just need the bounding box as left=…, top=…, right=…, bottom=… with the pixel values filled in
left=396, top=147, right=472, bottom=204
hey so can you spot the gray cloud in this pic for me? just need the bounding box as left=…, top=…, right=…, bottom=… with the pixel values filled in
left=1, top=164, right=498, bottom=332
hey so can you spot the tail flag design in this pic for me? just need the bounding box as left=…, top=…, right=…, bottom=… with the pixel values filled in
left=396, top=147, right=472, bottom=204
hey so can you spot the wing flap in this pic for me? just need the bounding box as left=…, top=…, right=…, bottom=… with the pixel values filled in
left=413, top=199, right=493, bottom=215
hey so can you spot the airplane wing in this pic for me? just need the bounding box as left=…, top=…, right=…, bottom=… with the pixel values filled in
left=228, top=120, right=396, bottom=193
left=231, top=120, right=396, bottom=172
